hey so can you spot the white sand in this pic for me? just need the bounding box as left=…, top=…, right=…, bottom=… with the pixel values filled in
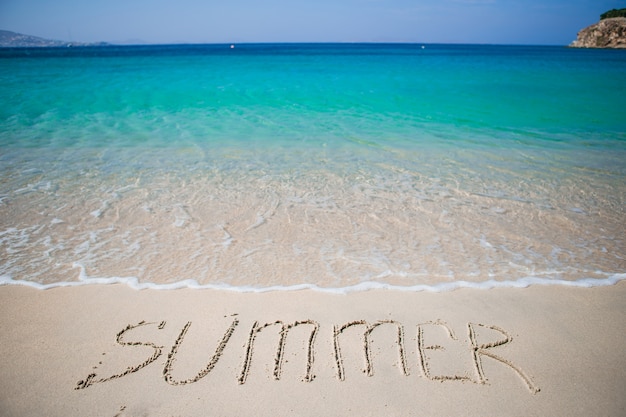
left=1, top=282, right=625, bottom=416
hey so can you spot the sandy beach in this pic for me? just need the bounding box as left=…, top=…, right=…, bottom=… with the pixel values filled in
left=1, top=282, right=624, bottom=416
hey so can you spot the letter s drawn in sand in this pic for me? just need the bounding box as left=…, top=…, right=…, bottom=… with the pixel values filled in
left=75, top=320, right=166, bottom=390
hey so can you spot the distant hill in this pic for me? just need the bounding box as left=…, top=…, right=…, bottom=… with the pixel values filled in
left=0, top=30, right=67, bottom=47
left=0, top=30, right=106, bottom=47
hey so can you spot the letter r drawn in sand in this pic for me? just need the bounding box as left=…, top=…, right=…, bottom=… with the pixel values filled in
left=468, top=322, right=540, bottom=394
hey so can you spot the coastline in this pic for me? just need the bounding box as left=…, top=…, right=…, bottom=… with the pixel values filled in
left=1, top=282, right=624, bottom=416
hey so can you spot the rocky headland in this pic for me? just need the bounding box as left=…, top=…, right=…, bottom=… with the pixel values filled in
left=570, top=17, right=626, bottom=48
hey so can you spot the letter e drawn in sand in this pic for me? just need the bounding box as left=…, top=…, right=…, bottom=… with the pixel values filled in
left=333, top=320, right=409, bottom=381
left=238, top=320, right=319, bottom=385
left=75, top=320, right=167, bottom=390
left=417, top=320, right=472, bottom=382
left=468, top=323, right=540, bottom=394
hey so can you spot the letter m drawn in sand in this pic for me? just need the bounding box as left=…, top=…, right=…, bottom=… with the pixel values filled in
left=238, top=320, right=319, bottom=385
left=333, top=320, right=409, bottom=381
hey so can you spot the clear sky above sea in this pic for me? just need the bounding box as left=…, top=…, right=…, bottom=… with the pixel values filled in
left=0, top=0, right=624, bottom=45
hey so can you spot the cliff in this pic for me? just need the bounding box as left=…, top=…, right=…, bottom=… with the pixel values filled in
left=570, top=17, right=626, bottom=48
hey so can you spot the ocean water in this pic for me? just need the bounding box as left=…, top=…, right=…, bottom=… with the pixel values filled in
left=0, top=43, right=625, bottom=291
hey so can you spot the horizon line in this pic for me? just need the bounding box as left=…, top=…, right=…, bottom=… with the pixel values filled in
left=1, top=40, right=571, bottom=49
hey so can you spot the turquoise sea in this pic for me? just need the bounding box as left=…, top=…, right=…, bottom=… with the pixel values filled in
left=0, top=44, right=625, bottom=291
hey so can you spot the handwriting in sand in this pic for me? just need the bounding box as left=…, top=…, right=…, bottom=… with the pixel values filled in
left=76, top=317, right=539, bottom=394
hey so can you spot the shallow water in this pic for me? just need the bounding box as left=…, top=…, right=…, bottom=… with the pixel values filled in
left=1, top=44, right=625, bottom=290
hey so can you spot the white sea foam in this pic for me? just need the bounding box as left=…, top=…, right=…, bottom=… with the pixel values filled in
left=0, top=263, right=624, bottom=294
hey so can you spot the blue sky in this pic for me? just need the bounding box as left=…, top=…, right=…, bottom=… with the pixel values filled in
left=0, top=0, right=623, bottom=45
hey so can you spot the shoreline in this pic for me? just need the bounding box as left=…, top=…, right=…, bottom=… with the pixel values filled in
left=1, top=283, right=624, bottom=416
left=2, top=266, right=624, bottom=292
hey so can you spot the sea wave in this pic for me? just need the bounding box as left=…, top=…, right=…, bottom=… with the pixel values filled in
left=1, top=263, right=624, bottom=294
